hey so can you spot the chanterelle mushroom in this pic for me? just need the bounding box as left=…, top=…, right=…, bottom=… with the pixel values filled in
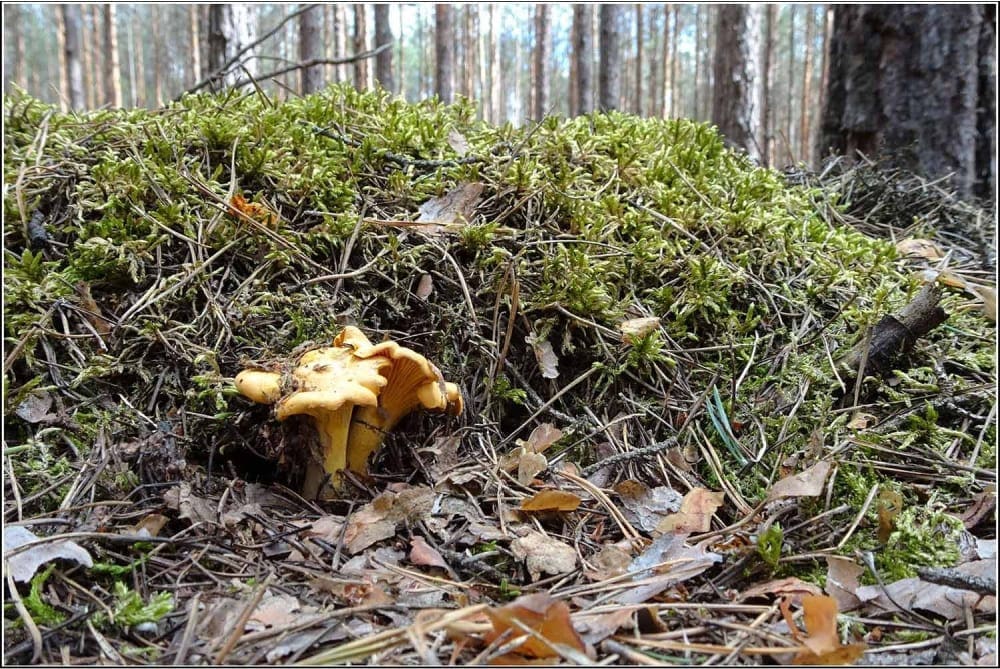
left=234, top=326, right=462, bottom=498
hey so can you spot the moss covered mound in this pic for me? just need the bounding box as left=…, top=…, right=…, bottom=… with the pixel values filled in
left=3, top=86, right=995, bottom=651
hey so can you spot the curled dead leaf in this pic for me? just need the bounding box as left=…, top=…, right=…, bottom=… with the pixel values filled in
left=766, top=461, right=832, bottom=502
left=483, top=593, right=588, bottom=663
left=657, top=488, right=725, bottom=534
left=520, top=489, right=582, bottom=512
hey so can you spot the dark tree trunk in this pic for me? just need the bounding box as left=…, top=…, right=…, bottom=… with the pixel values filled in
left=208, top=3, right=257, bottom=89
left=975, top=6, right=996, bottom=200
left=533, top=5, right=551, bottom=120
left=818, top=5, right=993, bottom=199
left=799, top=6, right=815, bottom=165
left=489, top=4, right=501, bottom=120
left=189, top=5, right=202, bottom=84
left=61, top=4, right=85, bottom=109
left=598, top=4, right=622, bottom=111
left=435, top=4, right=455, bottom=103
left=712, top=5, right=762, bottom=161
left=374, top=3, right=394, bottom=92
left=103, top=4, right=122, bottom=107
left=299, top=4, right=323, bottom=94
left=572, top=4, right=594, bottom=115
left=4, top=5, right=26, bottom=95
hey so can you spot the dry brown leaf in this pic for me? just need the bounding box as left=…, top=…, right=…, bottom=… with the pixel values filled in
left=614, top=480, right=683, bottom=533
left=416, top=273, right=434, bottom=300
left=343, top=504, right=397, bottom=555
left=163, top=482, right=218, bottom=525
left=511, top=530, right=577, bottom=581
left=575, top=608, right=635, bottom=645
left=517, top=452, right=548, bottom=486
left=896, top=238, right=943, bottom=260
left=618, top=316, right=661, bottom=344
left=483, top=593, right=588, bottom=662
left=502, top=423, right=563, bottom=473
left=131, top=513, right=169, bottom=537
left=230, top=193, right=279, bottom=227
left=657, top=488, right=724, bottom=534
left=790, top=594, right=867, bottom=665
left=855, top=558, right=996, bottom=621
left=737, top=577, right=823, bottom=606
left=846, top=412, right=876, bottom=430
left=15, top=390, right=55, bottom=424
left=409, top=536, right=450, bottom=570
left=825, top=556, right=864, bottom=611
left=613, top=534, right=723, bottom=605
left=247, top=592, right=301, bottom=631
left=520, top=489, right=582, bottom=512
left=766, top=461, right=832, bottom=502
left=956, top=486, right=997, bottom=529
left=967, top=284, right=997, bottom=321
left=416, top=182, right=484, bottom=232
left=584, top=543, right=634, bottom=582
left=525, top=332, right=559, bottom=379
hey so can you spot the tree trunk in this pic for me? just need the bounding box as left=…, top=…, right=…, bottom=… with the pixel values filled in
left=815, top=5, right=832, bottom=164
left=189, top=5, right=202, bottom=84
left=208, top=4, right=257, bottom=89
left=352, top=5, right=368, bottom=90
left=57, top=6, right=68, bottom=110
left=598, top=4, right=622, bottom=111
left=334, top=5, right=348, bottom=83
left=462, top=4, right=474, bottom=99
left=489, top=4, right=501, bottom=121
left=374, top=4, right=394, bottom=92
left=799, top=6, right=815, bottom=166
left=477, top=5, right=487, bottom=114
left=435, top=4, right=455, bottom=103
left=572, top=5, right=594, bottom=116
left=647, top=6, right=660, bottom=117
left=4, top=5, right=26, bottom=95
left=670, top=5, right=679, bottom=117
left=151, top=5, right=163, bottom=105
left=533, top=5, right=551, bottom=120
left=818, top=5, right=992, bottom=199
left=103, top=4, right=122, bottom=107
left=762, top=4, right=777, bottom=166
left=299, top=4, right=323, bottom=94
left=712, top=5, right=762, bottom=161
left=129, top=9, right=143, bottom=107
left=60, top=4, right=85, bottom=110
left=786, top=5, right=797, bottom=162
left=975, top=6, right=996, bottom=200
left=634, top=4, right=643, bottom=115
left=79, top=5, right=94, bottom=107
left=692, top=5, right=702, bottom=118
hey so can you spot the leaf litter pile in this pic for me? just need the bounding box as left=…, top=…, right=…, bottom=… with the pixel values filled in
left=3, top=86, right=996, bottom=665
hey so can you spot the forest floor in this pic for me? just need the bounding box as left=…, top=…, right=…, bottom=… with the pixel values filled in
left=2, top=87, right=996, bottom=665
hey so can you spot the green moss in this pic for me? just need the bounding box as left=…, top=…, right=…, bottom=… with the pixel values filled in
left=876, top=504, right=964, bottom=581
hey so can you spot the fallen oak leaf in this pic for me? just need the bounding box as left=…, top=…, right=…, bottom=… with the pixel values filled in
left=657, top=487, right=724, bottom=534
left=766, top=461, right=832, bottom=502
left=520, top=489, right=582, bottom=512
left=409, top=536, right=450, bottom=570
left=787, top=594, right=867, bottom=665
left=483, top=593, right=588, bottom=662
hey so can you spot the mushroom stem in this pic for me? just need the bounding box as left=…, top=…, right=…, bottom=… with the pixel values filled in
left=301, top=405, right=354, bottom=499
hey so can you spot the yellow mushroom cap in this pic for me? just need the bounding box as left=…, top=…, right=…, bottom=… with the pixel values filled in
left=274, top=342, right=391, bottom=420
left=235, top=369, right=283, bottom=404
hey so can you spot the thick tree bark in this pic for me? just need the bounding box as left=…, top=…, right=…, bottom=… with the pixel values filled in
left=60, top=4, right=85, bottom=109
left=712, top=5, right=762, bottom=162
left=103, top=4, right=122, bottom=107
left=373, top=4, right=394, bottom=92
left=598, top=5, right=622, bottom=111
left=208, top=4, right=257, bottom=89
left=533, top=5, right=551, bottom=120
left=435, top=4, right=455, bottom=103
left=975, top=7, right=996, bottom=200
left=572, top=5, right=594, bottom=115
left=299, top=4, right=323, bottom=94
left=818, top=5, right=992, bottom=199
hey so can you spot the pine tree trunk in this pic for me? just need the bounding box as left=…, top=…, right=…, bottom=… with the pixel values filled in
left=762, top=4, right=777, bottom=167
left=335, top=5, right=348, bottom=83
left=4, top=5, right=26, bottom=94
left=711, top=5, right=761, bottom=161
left=815, top=5, right=832, bottom=165
left=129, top=9, right=144, bottom=107
left=151, top=5, right=163, bottom=105
left=818, top=5, right=992, bottom=199
left=799, top=6, right=815, bottom=166
left=975, top=6, right=996, bottom=200
left=399, top=4, right=408, bottom=96
left=462, top=5, right=474, bottom=99
left=57, top=6, right=69, bottom=111
left=489, top=5, right=501, bottom=121
left=353, top=5, right=368, bottom=90
left=435, top=4, right=455, bottom=103
left=80, top=5, right=94, bottom=107
left=647, top=6, right=659, bottom=117
left=670, top=5, right=679, bottom=117
left=189, top=5, right=202, bottom=84
left=533, top=5, right=551, bottom=120
left=300, top=4, right=323, bottom=94
left=786, top=5, right=797, bottom=162
left=208, top=3, right=257, bottom=89
left=634, top=4, right=643, bottom=115
left=598, top=5, right=622, bottom=111
left=373, top=4, right=394, bottom=92
left=60, top=4, right=85, bottom=110
left=103, top=4, right=122, bottom=107
left=692, top=5, right=701, bottom=119
left=572, top=5, right=594, bottom=115
left=661, top=4, right=671, bottom=118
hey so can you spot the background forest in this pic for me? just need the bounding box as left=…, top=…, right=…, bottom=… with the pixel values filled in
left=5, top=3, right=830, bottom=168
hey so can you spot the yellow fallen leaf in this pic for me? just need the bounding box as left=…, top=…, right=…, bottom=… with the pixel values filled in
left=520, top=489, right=582, bottom=512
